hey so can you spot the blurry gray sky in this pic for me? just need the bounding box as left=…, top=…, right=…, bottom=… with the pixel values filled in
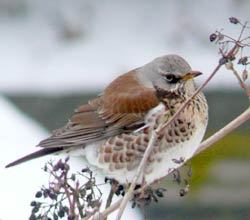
left=0, top=0, right=249, bottom=93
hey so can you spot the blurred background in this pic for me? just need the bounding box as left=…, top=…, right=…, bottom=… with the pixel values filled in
left=0, top=0, right=250, bottom=219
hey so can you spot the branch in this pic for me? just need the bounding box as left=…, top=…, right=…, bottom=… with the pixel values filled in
left=195, top=108, right=250, bottom=155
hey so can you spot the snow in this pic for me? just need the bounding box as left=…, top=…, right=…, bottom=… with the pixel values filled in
left=0, top=96, right=141, bottom=220
left=0, top=0, right=249, bottom=94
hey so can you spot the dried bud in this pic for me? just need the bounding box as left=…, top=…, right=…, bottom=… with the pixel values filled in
left=229, top=17, right=239, bottom=24
left=63, top=206, right=69, bottom=214
left=209, top=33, right=217, bottom=42
left=179, top=184, right=189, bottom=197
left=219, top=57, right=228, bottom=65
left=172, top=157, right=185, bottom=164
left=238, top=57, right=248, bottom=65
left=179, top=189, right=187, bottom=197
left=30, top=201, right=37, bottom=207
left=82, top=167, right=91, bottom=173
left=242, top=69, right=248, bottom=81
left=43, top=165, right=48, bottom=172
left=155, top=188, right=166, bottom=198
left=87, top=194, right=93, bottom=202
left=35, top=191, right=42, bottom=198
left=132, top=201, right=136, bottom=209
left=118, top=185, right=124, bottom=192
left=53, top=213, right=58, bottom=220
left=29, top=214, right=36, bottom=220
left=65, top=156, right=70, bottom=163
left=48, top=191, right=57, bottom=200
left=58, top=208, right=65, bottom=218
left=32, top=206, right=39, bottom=214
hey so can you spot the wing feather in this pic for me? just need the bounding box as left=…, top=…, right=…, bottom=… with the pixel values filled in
left=38, top=70, right=159, bottom=149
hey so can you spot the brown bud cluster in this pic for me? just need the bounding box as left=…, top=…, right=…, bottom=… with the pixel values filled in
left=29, top=158, right=101, bottom=220
left=229, top=17, right=240, bottom=24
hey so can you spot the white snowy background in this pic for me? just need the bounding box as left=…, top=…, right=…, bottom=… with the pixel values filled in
left=0, top=0, right=249, bottom=94
left=0, top=0, right=250, bottom=219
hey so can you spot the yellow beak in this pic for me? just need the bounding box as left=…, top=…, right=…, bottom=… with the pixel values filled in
left=182, top=71, right=202, bottom=81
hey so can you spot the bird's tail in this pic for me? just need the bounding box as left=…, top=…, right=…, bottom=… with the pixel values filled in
left=5, top=147, right=63, bottom=168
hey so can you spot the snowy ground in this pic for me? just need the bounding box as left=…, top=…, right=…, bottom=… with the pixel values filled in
left=0, top=97, right=140, bottom=220
left=0, top=0, right=249, bottom=94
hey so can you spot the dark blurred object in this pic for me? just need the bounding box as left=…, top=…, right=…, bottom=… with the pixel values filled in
left=147, top=205, right=250, bottom=220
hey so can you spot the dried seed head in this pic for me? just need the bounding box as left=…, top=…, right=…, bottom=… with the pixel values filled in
left=238, top=57, right=248, bottom=65
left=179, top=189, right=186, bottom=197
left=209, top=33, right=217, bottom=42
left=242, top=69, right=248, bottom=81
left=229, top=17, right=239, bottom=24
left=81, top=167, right=90, bottom=173
left=219, top=57, right=228, bottom=65
left=32, top=206, right=39, bottom=214
left=57, top=208, right=65, bottom=218
left=29, top=214, right=36, bottom=220
left=35, top=191, right=43, bottom=198
left=30, top=201, right=37, bottom=207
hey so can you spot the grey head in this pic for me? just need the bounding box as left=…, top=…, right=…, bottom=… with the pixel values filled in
left=136, top=54, right=202, bottom=98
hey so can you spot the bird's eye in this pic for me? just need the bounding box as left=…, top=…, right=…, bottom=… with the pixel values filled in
left=164, top=74, right=179, bottom=84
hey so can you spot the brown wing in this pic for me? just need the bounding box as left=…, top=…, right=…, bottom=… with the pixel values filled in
left=38, top=70, right=159, bottom=149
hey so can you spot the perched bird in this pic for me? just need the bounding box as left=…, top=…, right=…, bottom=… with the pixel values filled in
left=6, top=54, right=208, bottom=185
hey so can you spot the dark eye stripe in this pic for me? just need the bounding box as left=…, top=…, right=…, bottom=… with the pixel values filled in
left=164, top=74, right=180, bottom=84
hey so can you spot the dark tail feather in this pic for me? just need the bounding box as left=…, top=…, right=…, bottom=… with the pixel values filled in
left=5, top=147, right=63, bottom=168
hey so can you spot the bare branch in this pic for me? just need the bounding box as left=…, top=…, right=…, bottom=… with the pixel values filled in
left=195, top=108, right=250, bottom=155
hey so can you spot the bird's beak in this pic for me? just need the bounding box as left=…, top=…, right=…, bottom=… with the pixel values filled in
left=182, top=71, right=202, bottom=81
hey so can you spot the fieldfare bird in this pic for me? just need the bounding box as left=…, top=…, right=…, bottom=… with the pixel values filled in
left=6, top=54, right=208, bottom=185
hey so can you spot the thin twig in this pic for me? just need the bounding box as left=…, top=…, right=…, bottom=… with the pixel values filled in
left=195, top=108, right=250, bottom=154
left=103, top=182, right=117, bottom=220
left=115, top=132, right=158, bottom=220
left=84, top=199, right=122, bottom=220
left=227, top=63, right=250, bottom=99
left=238, top=21, right=248, bottom=41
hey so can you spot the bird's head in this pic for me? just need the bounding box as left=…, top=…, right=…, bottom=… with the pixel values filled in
left=137, top=54, right=202, bottom=99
